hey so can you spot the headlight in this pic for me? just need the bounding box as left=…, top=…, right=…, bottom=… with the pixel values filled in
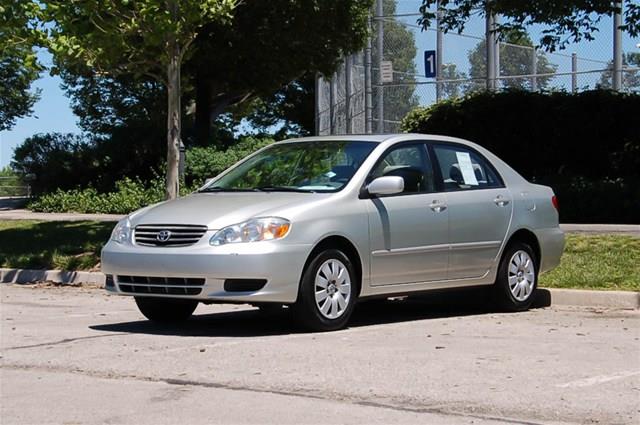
left=210, top=217, right=291, bottom=246
left=111, top=217, right=132, bottom=244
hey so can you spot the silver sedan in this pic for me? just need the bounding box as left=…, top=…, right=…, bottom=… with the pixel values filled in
left=101, top=134, right=565, bottom=331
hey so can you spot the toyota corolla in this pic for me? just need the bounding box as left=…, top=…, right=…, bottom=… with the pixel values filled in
left=101, top=134, right=564, bottom=331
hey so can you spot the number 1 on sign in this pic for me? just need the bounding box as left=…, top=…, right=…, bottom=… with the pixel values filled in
left=424, top=50, right=437, bottom=78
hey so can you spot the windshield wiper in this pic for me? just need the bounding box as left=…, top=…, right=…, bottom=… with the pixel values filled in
left=254, top=186, right=316, bottom=193
left=199, top=186, right=258, bottom=193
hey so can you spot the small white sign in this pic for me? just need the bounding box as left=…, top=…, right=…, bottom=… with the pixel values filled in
left=455, top=152, right=479, bottom=186
left=381, top=61, right=394, bottom=83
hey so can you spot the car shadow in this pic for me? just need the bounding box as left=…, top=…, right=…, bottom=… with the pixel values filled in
left=90, top=288, right=552, bottom=338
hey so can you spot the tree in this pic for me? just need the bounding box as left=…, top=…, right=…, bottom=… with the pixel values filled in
left=190, top=0, right=372, bottom=146
left=467, top=32, right=557, bottom=91
left=11, top=133, right=97, bottom=194
left=0, top=0, right=44, bottom=131
left=419, top=0, right=640, bottom=52
left=45, top=0, right=237, bottom=199
left=598, top=53, right=640, bottom=92
left=244, top=74, right=316, bottom=139
left=373, top=0, right=419, bottom=131
left=439, top=63, right=467, bottom=99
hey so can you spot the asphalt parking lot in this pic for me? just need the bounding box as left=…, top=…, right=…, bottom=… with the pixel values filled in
left=1, top=284, right=639, bottom=425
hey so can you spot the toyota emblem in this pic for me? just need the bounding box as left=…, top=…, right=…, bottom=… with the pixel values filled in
left=157, top=230, right=172, bottom=242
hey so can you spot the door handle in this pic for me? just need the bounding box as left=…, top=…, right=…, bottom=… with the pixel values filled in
left=429, top=200, right=447, bottom=212
left=494, top=195, right=510, bottom=207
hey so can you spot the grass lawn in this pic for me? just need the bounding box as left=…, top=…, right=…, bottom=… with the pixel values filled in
left=539, top=234, right=640, bottom=292
left=0, top=220, right=113, bottom=271
left=0, top=221, right=638, bottom=291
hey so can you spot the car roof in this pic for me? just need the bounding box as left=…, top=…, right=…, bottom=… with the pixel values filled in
left=280, top=134, right=474, bottom=145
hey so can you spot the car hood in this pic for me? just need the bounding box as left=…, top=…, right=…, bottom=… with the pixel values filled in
left=129, top=192, right=328, bottom=229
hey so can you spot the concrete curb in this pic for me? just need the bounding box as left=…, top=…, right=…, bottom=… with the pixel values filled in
left=1, top=267, right=638, bottom=309
left=538, top=288, right=640, bottom=310
left=0, top=268, right=105, bottom=286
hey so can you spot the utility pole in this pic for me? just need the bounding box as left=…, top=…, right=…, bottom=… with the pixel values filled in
left=376, top=0, right=384, bottom=134
left=571, top=53, right=578, bottom=93
left=345, top=55, right=352, bottom=134
left=314, top=74, right=321, bottom=135
left=485, top=8, right=497, bottom=91
left=436, top=0, right=443, bottom=101
left=364, top=14, right=373, bottom=134
left=531, top=47, right=538, bottom=91
left=329, top=74, right=337, bottom=134
left=613, top=1, right=623, bottom=91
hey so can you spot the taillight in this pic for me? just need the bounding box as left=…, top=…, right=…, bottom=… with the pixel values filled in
left=551, top=195, right=559, bottom=211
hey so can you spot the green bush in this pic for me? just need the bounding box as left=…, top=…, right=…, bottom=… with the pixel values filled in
left=28, top=177, right=167, bottom=214
left=27, top=136, right=275, bottom=214
left=186, top=136, right=274, bottom=185
left=401, top=90, right=640, bottom=223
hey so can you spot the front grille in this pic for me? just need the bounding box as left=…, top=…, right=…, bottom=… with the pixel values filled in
left=134, top=224, right=208, bottom=247
left=117, top=275, right=205, bottom=296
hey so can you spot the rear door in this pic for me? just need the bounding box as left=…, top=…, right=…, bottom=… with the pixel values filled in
left=431, top=143, right=513, bottom=280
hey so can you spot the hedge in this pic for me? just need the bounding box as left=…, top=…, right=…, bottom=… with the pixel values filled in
left=27, top=136, right=275, bottom=214
left=401, top=90, right=640, bottom=223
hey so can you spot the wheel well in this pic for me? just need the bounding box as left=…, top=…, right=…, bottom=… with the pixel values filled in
left=506, top=229, right=541, bottom=265
left=302, top=236, right=363, bottom=294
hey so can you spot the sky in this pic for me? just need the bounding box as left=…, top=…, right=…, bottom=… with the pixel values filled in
left=1, top=3, right=639, bottom=168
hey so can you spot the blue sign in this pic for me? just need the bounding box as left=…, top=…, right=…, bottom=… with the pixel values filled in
left=424, top=50, right=437, bottom=78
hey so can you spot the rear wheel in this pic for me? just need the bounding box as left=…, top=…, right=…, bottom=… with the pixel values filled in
left=134, top=297, right=198, bottom=323
left=292, top=249, right=358, bottom=331
left=493, top=242, right=538, bottom=311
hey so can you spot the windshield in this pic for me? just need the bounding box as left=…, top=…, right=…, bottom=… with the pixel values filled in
left=201, top=141, right=377, bottom=193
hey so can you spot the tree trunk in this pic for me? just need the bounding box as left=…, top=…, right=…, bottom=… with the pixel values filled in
left=165, top=45, right=181, bottom=200
left=195, top=69, right=212, bottom=147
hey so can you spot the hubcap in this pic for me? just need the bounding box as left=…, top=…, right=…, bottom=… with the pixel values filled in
left=507, top=250, right=536, bottom=302
left=314, top=259, right=351, bottom=320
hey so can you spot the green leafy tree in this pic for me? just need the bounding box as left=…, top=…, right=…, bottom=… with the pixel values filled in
left=11, top=133, right=98, bottom=195
left=439, top=63, right=467, bottom=99
left=0, top=0, right=44, bottom=130
left=467, top=32, right=557, bottom=90
left=44, top=0, right=237, bottom=199
left=244, top=74, right=316, bottom=138
left=419, top=0, right=639, bottom=52
left=598, top=53, right=640, bottom=92
left=190, top=0, right=372, bottom=145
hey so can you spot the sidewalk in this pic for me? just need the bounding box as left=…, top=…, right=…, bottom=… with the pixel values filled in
left=0, top=208, right=123, bottom=222
left=1, top=207, right=638, bottom=235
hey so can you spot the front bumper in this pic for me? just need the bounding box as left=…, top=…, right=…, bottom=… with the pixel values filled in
left=101, top=238, right=312, bottom=303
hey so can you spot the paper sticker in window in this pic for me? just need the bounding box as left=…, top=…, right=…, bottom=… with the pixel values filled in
left=455, top=152, right=479, bottom=186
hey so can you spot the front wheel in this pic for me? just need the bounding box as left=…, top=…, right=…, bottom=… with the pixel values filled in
left=134, top=297, right=198, bottom=323
left=493, top=242, right=538, bottom=311
left=292, top=249, right=358, bottom=331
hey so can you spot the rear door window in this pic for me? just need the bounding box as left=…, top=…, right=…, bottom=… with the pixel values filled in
left=432, top=144, right=503, bottom=191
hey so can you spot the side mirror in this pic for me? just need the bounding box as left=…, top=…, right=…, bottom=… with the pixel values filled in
left=366, top=176, right=404, bottom=196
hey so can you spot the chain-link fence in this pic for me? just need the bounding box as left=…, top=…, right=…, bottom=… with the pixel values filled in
left=316, top=0, right=640, bottom=135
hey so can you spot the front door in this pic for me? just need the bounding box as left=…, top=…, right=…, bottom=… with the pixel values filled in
left=366, top=143, right=449, bottom=285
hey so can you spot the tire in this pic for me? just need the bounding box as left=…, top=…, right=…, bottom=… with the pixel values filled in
left=292, top=249, right=358, bottom=331
left=134, top=297, right=198, bottom=323
left=493, top=242, right=538, bottom=311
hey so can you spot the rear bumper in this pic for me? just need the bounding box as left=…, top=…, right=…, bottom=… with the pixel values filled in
left=101, top=239, right=312, bottom=303
left=535, top=227, right=565, bottom=273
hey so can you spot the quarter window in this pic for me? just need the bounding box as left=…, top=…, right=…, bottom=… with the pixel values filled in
left=432, top=144, right=502, bottom=191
